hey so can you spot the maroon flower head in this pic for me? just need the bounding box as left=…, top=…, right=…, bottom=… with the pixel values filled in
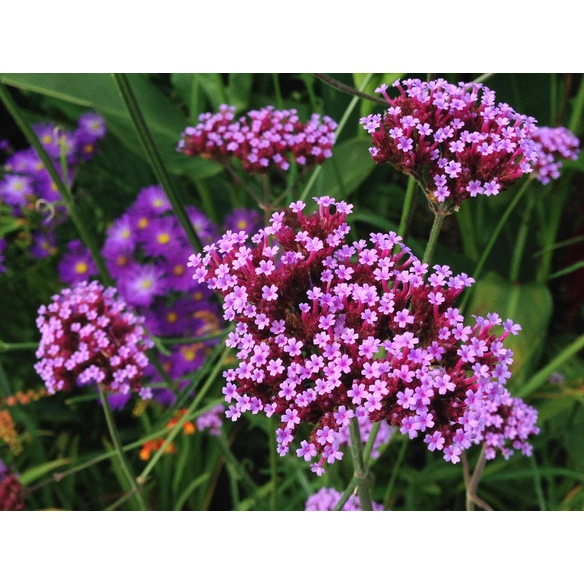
left=188, top=197, right=531, bottom=475
left=361, top=78, right=538, bottom=213
left=0, top=462, right=25, bottom=511
left=178, top=105, right=337, bottom=174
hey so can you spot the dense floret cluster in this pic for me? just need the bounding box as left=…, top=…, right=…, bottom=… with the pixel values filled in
left=34, top=280, right=154, bottom=398
left=0, top=459, right=25, bottom=511
left=531, top=126, right=580, bottom=184
left=481, top=394, right=539, bottom=460
left=178, top=105, right=337, bottom=173
left=188, top=196, right=528, bottom=475
left=361, top=79, right=538, bottom=210
left=305, top=487, right=384, bottom=511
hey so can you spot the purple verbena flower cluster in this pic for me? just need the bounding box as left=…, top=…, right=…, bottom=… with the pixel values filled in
left=0, top=459, right=25, bottom=511
left=195, top=404, right=225, bottom=436
left=34, top=280, right=154, bottom=398
left=178, top=105, right=337, bottom=173
left=188, top=196, right=528, bottom=475
left=0, top=113, right=106, bottom=262
left=531, top=126, right=580, bottom=184
left=361, top=79, right=538, bottom=210
left=305, top=487, right=383, bottom=511
left=481, top=394, right=539, bottom=460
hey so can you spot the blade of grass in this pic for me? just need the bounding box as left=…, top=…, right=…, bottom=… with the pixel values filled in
left=112, top=73, right=202, bottom=252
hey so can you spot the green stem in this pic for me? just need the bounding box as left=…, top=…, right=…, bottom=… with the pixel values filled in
left=0, top=82, right=112, bottom=285
left=383, top=438, right=407, bottom=509
left=459, top=179, right=531, bottom=313
left=332, top=475, right=359, bottom=511
left=569, top=75, right=584, bottom=135
left=98, top=385, right=148, bottom=510
left=112, top=73, right=202, bottom=253
left=422, top=213, right=445, bottom=266
left=509, top=195, right=536, bottom=283
left=299, top=74, right=374, bottom=203
left=398, top=175, right=416, bottom=239
left=269, top=416, right=278, bottom=511
left=348, top=416, right=373, bottom=511
left=272, top=73, right=283, bottom=110
left=216, top=430, right=257, bottom=497
left=160, top=329, right=228, bottom=346
left=0, top=341, right=39, bottom=353
left=362, top=422, right=380, bottom=464
left=26, top=399, right=224, bottom=495
left=138, top=344, right=230, bottom=483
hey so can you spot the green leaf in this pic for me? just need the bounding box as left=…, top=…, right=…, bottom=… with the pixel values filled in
left=19, top=458, right=72, bottom=487
left=227, top=74, right=253, bottom=112
left=0, top=73, right=222, bottom=179
left=197, top=73, right=228, bottom=111
left=467, top=272, right=553, bottom=384
left=317, top=137, right=375, bottom=199
left=548, top=259, right=584, bottom=280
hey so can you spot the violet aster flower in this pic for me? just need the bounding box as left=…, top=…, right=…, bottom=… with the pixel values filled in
left=134, top=185, right=172, bottom=216
left=122, top=263, right=166, bottom=307
left=189, top=197, right=529, bottom=474
left=178, top=104, right=337, bottom=174
left=30, top=231, right=58, bottom=260
left=77, top=112, right=107, bottom=140
left=305, top=487, right=383, bottom=511
left=531, top=126, right=580, bottom=184
left=58, top=239, right=98, bottom=285
left=0, top=173, right=34, bottom=206
left=34, top=280, right=154, bottom=398
left=362, top=79, right=538, bottom=212
left=224, top=208, right=263, bottom=235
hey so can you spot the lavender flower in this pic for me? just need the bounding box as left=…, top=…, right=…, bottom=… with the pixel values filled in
left=531, top=126, right=580, bottom=184
left=178, top=105, right=337, bottom=173
left=361, top=79, right=538, bottom=211
left=189, top=197, right=529, bottom=474
left=34, top=280, right=154, bottom=398
left=305, top=487, right=383, bottom=511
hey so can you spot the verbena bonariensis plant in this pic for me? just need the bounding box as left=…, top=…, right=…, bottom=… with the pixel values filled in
left=178, top=105, right=337, bottom=173
left=187, top=197, right=537, bottom=476
left=530, top=126, right=580, bottom=184
left=34, top=280, right=154, bottom=399
left=360, top=78, right=538, bottom=213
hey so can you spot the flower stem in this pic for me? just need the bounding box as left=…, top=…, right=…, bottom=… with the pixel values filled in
left=0, top=340, right=39, bottom=353
left=269, top=416, right=278, bottom=510
left=138, top=344, right=231, bottom=483
left=465, top=445, right=491, bottom=511
left=398, top=175, right=416, bottom=240
left=459, top=179, right=531, bottom=312
left=0, top=82, right=112, bottom=285
left=348, top=416, right=373, bottom=511
left=509, top=195, right=536, bottom=283
left=383, top=438, right=407, bottom=509
left=300, top=74, right=374, bottom=203
left=112, top=73, right=202, bottom=253
left=98, top=385, right=148, bottom=510
left=422, top=212, right=445, bottom=266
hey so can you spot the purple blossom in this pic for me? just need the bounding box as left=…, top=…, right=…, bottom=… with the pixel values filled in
left=305, top=487, right=383, bottom=511
left=189, top=197, right=530, bottom=474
